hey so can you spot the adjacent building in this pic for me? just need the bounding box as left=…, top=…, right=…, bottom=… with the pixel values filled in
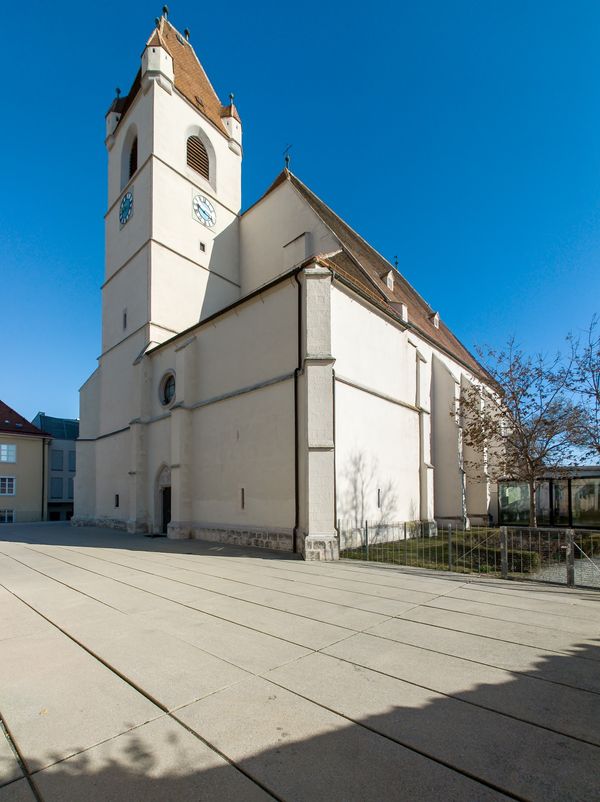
left=74, top=15, right=495, bottom=558
left=499, top=468, right=600, bottom=528
left=0, top=401, right=50, bottom=523
left=31, top=413, right=79, bottom=521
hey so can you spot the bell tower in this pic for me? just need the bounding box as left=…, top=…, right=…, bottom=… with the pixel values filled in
left=102, top=13, right=243, bottom=358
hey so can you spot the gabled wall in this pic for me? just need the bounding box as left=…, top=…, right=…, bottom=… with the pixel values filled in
left=240, top=180, right=339, bottom=295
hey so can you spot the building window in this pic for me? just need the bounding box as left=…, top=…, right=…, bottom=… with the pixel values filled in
left=51, top=449, right=64, bottom=471
left=50, top=477, right=63, bottom=499
left=115, top=493, right=120, bottom=508
left=187, top=135, right=210, bottom=179
left=68, top=478, right=74, bottom=500
left=160, top=373, right=176, bottom=406
left=0, top=444, right=16, bottom=463
left=0, top=510, right=15, bottom=523
left=572, top=478, right=600, bottom=528
left=68, top=451, right=76, bottom=472
left=0, top=477, right=16, bottom=496
left=129, top=137, right=138, bottom=179
left=123, top=308, right=128, bottom=330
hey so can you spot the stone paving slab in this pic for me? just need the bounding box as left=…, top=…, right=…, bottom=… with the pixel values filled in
left=194, top=594, right=352, bottom=650
left=400, top=603, right=600, bottom=657
left=365, top=617, right=600, bottom=692
left=424, top=593, right=600, bottom=634
left=130, top=605, right=309, bottom=674
left=264, top=651, right=600, bottom=802
left=0, top=780, right=37, bottom=802
left=0, top=628, right=162, bottom=772
left=36, top=546, right=229, bottom=606
left=0, top=587, right=51, bottom=644
left=176, top=676, right=508, bottom=801
left=231, top=585, right=390, bottom=630
left=81, top=547, right=423, bottom=615
left=1, top=524, right=600, bottom=801
left=34, top=716, right=272, bottom=802
left=64, top=618, right=251, bottom=711
left=323, top=632, right=600, bottom=744
left=448, top=585, right=600, bottom=620
left=0, top=730, right=22, bottom=788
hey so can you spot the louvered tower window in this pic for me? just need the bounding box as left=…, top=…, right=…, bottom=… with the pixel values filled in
left=128, top=138, right=138, bottom=179
left=187, top=136, right=210, bottom=179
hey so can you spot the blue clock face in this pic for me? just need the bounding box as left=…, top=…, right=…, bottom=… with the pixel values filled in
left=193, top=194, right=216, bottom=227
left=119, top=192, right=133, bottom=226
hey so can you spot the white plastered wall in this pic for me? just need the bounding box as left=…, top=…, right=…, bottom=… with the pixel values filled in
left=240, top=180, right=339, bottom=295
left=139, top=278, right=298, bottom=536
left=331, top=285, right=421, bottom=527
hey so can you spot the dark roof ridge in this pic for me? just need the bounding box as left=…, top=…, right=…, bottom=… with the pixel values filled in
left=287, top=170, right=435, bottom=313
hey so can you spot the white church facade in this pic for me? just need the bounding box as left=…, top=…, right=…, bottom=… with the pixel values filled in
left=74, top=15, right=495, bottom=559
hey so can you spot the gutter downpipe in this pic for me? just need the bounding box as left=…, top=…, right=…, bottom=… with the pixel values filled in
left=332, top=365, right=338, bottom=543
left=41, top=438, right=47, bottom=521
left=293, top=270, right=302, bottom=554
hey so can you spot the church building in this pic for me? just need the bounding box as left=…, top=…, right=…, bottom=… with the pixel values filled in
left=74, top=14, right=495, bottom=559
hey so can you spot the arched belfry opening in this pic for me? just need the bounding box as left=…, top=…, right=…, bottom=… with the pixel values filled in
left=187, top=135, right=210, bottom=180
left=128, top=137, right=138, bottom=179
left=120, top=124, right=138, bottom=189
left=155, top=464, right=171, bottom=534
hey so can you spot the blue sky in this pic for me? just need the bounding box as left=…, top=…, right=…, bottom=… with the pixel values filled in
left=3, top=0, right=600, bottom=420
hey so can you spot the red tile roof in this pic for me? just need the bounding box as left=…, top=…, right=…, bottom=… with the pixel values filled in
left=251, top=169, right=489, bottom=380
left=0, top=401, right=50, bottom=438
left=112, top=18, right=234, bottom=138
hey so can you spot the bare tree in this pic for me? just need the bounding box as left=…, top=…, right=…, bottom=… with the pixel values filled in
left=460, top=339, right=580, bottom=527
left=565, top=316, right=600, bottom=459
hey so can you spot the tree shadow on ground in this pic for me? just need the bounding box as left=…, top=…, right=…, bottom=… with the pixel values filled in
left=2, top=639, right=600, bottom=801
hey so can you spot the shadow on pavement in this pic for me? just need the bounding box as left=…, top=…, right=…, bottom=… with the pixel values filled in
left=1, top=638, right=600, bottom=801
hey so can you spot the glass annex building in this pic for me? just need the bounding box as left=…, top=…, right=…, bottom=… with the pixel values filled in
left=498, top=468, right=600, bottom=528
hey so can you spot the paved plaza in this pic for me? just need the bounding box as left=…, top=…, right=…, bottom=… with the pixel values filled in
left=1, top=524, right=599, bottom=801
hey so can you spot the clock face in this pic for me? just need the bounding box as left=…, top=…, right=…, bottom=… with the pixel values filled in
left=119, top=191, right=133, bottom=226
left=193, top=194, right=216, bottom=227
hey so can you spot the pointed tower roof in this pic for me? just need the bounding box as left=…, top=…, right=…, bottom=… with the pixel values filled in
left=114, top=17, right=229, bottom=137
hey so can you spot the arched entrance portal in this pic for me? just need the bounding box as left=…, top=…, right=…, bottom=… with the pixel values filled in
left=155, top=465, right=171, bottom=535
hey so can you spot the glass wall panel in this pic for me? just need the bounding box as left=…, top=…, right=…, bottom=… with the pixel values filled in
left=535, top=482, right=551, bottom=525
left=499, top=482, right=530, bottom=524
left=552, top=480, right=570, bottom=525
left=572, top=478, right=600, bottom=528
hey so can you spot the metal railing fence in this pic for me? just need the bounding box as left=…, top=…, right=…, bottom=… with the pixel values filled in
left=338, top=520, right=600, bottom=589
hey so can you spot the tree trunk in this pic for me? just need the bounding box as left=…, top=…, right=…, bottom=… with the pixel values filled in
left=528, top=478, right=537, bottom=528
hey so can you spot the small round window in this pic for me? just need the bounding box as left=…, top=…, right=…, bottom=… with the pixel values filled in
left=161, top=373, right=176, bottom=406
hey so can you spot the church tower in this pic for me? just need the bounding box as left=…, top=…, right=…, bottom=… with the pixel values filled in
left=102, top=13, right=242, bottom=358
left=74, top=13, right=244, bottom=524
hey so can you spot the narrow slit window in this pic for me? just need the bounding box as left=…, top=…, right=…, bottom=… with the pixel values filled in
left=241, top=488, right=245, bottom=509
left=115, top=494, right=120, bottom=508
left=128, top=138, right=138, bottom=179
left=187, top=136, right=209, bottom=179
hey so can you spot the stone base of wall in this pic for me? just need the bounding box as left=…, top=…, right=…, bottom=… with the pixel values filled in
left=298, top=533, right=340, bottom=561
left=71, top=516, right=128, bottom=532
left=168, top=520, right=295, bottom=553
